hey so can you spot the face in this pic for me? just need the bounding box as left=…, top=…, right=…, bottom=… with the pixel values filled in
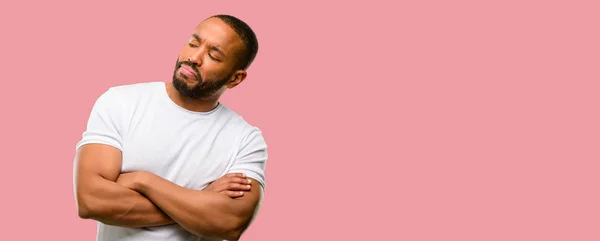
left=172, top=17, right=247, bottom=100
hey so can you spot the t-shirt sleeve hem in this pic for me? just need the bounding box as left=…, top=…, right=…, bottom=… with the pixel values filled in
left=75, top=136, right=123, bottom=152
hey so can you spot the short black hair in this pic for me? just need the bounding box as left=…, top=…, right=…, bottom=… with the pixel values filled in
left=209, top=14, right=259, bottom=70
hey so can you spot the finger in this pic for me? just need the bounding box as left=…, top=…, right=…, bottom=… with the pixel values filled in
left=227, top=183, right=252, bottom=191
left=228, top=177, right=253, bottom=184
left=225, top=173, right=246, bottom=178
left=224, top=190, right=245, bottom=198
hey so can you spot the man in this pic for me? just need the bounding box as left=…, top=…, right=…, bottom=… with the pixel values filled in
left=73, top=14, right=267, bottom=241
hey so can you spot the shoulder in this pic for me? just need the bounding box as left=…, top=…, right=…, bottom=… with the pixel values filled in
left=93, top=81, right=164, bottom=107
left=104, top=81, right=164, bottom=99
left=217, top=104, right=266, bottom=141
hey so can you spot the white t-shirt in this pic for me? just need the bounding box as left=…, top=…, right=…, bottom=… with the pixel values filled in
left=75, top=81, right=268, bottom=241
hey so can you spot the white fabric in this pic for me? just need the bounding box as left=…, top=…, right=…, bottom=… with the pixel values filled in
left=75, top=81, right=267, bottom=241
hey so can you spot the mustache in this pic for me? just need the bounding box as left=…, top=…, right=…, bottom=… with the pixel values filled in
left=176, top=60, right=202, bottom=80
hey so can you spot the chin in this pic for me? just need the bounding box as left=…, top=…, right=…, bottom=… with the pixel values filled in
left=183, top=81, right=199, bottom=88
left=174, top=77, right=193, bottom=87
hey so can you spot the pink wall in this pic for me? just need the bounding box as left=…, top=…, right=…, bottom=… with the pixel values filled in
left=0, top=0, right=598, bottom=240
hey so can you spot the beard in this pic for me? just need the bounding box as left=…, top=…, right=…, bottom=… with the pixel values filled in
left=172, top=59, right=230, bottom=100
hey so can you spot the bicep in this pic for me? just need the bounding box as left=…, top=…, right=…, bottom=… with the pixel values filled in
left=74, top=143, right=122, bottom=184
left=73, top=144, right=133, bottom=219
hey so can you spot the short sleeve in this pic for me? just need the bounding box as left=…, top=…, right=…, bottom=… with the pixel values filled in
left=228, top=127, right=268, bottom=190
left=75, top=88, right=124, bottom=152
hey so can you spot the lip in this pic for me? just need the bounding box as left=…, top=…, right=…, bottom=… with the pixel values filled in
left=179, top=65, right=198, bottom=79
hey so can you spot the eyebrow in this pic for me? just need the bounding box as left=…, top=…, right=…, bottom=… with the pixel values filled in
left=192, top=34, right=226, bottom=57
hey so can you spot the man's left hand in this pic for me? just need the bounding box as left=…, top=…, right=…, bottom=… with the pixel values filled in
left=204, top=173, right=253, bottom=198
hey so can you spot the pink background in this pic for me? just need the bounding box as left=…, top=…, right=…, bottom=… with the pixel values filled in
left=1, top=0, right=599, bottom=240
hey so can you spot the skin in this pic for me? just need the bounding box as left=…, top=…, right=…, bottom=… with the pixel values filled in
left=74, top=17, right=262, bottom=241
left=116, top=171, right=261, bottom=240
left=74, top=144, right=252, bottom=228
left=168, top=17, right=248, bottom=112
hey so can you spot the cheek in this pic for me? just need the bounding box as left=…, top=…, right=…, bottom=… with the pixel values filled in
left=200, top=69, right=217, bottom=81
left=200, top=64, right=228, bottom=79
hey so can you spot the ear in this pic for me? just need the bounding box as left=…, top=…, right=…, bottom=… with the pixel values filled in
left=226, top=70, right=247, bottom=89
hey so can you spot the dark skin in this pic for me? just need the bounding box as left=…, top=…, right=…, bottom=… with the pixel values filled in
left=75, top=17, right=262, bottom=241
left=168, top=17, right=248, bottom=112
left=74, top=144, right=252, bottom=228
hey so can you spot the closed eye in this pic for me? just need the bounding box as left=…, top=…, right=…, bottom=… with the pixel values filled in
left=209, top=54, right=221, bottom=62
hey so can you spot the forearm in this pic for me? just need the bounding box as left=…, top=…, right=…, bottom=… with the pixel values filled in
left=77, top=176, right=174, bottom=228
left=135, top=173, right=246, bottom=240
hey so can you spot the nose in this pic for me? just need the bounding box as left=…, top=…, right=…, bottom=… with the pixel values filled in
left=188, top=48, right=205, bottom=66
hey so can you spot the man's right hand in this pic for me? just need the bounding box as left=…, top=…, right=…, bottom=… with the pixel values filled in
left=203, top=173, right=253, bottom=198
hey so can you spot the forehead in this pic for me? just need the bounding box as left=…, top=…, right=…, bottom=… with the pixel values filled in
left=192, top=18, right=243, bottom=54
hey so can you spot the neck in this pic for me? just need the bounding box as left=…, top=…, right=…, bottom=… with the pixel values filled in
left=165, top=82, right=220, bottom=112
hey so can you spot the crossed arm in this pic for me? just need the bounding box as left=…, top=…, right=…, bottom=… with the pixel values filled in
left=74, top=143, right=262, bottom=241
